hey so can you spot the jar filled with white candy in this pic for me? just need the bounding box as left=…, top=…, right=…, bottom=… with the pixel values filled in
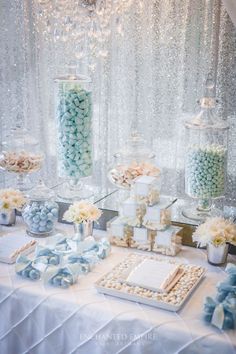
left=54, top=67, right=93, bottom=201
left=0, top=120, right=44, bottom=191
left=183, top=75, right=229, bottom=220
left=22, top=180, right=59, bottom=237
left=108, top=131, right=161, bottom=190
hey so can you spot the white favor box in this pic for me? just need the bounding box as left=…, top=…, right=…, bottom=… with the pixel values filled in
left=110, top=217, right=126, bottom=238
left=133, top=227, right=149, bottom=243
left=132, top=175, right=160, bottom=206
left=143, top=199, right=172, bottom=230
left=107, top=217, right=132, bottom=247
left=121, top=198, right=146, bottom=218
left=155, top=228, right=174, bottom=247
left=130, top=226, right=155, bottom=251
left=153, top=226, right=183, bottom=256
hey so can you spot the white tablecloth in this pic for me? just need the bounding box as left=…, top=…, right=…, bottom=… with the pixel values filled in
left=0, top=220, right=236, bottom=354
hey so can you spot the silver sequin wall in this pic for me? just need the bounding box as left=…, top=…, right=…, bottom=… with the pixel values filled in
left=0, top=0, right=235, bottom=203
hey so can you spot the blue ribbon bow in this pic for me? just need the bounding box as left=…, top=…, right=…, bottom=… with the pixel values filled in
left=203, top=263, right=236, bottom=330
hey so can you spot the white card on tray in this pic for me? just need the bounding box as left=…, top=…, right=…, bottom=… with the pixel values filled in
left=126, top=259, right=180, bottom=292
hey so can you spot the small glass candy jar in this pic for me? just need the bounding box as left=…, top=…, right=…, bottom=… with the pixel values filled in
left=108, top=132, right=160, bottom=190
left=183, top=77, right=229, bottom=220
left=129, top=227, right=155, bottom=251
left=131, top=175, right=160, bottom=206
left=121, top=198, right=146, bottom=227
left=0, top=125, right=44, bottom=191
left=22, top=181, right=59, bottom=237
left=107, top=217, right=133, bottom=247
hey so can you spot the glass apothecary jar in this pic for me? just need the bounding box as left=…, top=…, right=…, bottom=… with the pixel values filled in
left=108, top=132, right=161, bottom=190
left=0, top=124, right=44, bottom=191
left=22, top=180, right=59, bottom=237
left=54, top=69, right=93, bottom=201
left=183, top=77, right=229, bottom=220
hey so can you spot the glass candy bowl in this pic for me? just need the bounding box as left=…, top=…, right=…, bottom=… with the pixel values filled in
left=183, top=77, right=229, bottom=220
left=54, top=72, right=93, bottom=201
left=108, top=132, right=161, bottom=190
left=0, top=126, right=44, bottom=191
left=22, top=180, right=59, bottom=237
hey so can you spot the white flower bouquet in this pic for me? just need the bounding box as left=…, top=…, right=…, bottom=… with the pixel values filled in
left=0, top=189, right=26, bottom=211
left=63, top=200, right=102, bottom=224
left=192, top=217, right=236, bottom=247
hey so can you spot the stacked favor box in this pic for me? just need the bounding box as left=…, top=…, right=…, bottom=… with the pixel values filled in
left=108, top=176, right=182, bottom=256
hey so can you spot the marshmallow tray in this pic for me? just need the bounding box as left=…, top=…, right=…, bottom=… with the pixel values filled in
left=95, top=253, right=206, bottom=312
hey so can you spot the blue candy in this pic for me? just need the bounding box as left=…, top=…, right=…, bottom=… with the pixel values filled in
left=52, top=275, right=62, bottom=286
left=186, top=144, right=226, bottom=199
left=21, top=269, right=30, bottom=278
left=29, top=269, right=40, bottom=280
left=203, top=263, right=236, bottom=330
left=49, top=256, right=59, bottom=265
left=61, top=276, right=73, bottom=288
left=22, top=201, right=58, bottom=235
left=56, top=86, right=93, bottom=178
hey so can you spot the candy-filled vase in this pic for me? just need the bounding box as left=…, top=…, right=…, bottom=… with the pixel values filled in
left=0, top=123, right=44, bottom=191
left=54, top=69, right=93, bottom=201
left=183, top=75, right=229, bottom=221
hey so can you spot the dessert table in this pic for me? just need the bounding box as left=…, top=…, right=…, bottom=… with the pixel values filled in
left=0, top=220, right=235, bottom=354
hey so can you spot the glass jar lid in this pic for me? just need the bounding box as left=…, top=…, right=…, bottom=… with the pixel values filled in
left=114, top=131, right=155, bottom=160
left=26, top=180, right=55, bottom=202
left=54, top=74, right=91, bottom=83
left=2, top=126, right=39, bottom=150
left=54, top=64, right=91, bottom=83
left=185, top=75, right=229, bottom=131
left=2, top=119, right=40, bottom=151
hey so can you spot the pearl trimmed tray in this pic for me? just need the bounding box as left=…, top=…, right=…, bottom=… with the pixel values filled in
left=95, top=253, right=206, bottom=312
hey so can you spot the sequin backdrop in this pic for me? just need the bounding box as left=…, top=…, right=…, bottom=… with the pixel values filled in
left=0, top=0, right=235, bottom=203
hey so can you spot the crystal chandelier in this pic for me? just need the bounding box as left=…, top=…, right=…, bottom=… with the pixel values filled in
left=35, top=0, right=134, bottom=67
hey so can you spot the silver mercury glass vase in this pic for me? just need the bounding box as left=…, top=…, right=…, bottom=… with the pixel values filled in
left=207, top=242, right=229, bottom=265
left=73, top=221, right=93, bottom=241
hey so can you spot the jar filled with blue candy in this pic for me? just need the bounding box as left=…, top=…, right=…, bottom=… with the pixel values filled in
left=54, top=68, right=93, bottom=201
left=183, top=75, right=229, bottom=220
left=22, top=180, right=59, bottom=237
